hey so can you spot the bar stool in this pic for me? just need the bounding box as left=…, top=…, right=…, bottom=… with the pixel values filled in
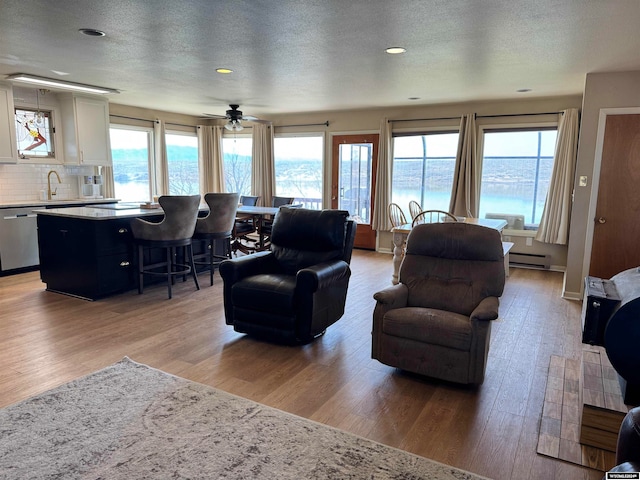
left=192, top=192, right=239, bottom=286
left=131, top=195, right=201, bottom=299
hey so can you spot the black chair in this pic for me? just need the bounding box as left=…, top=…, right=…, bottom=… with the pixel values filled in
left=232, top=195, right=261, bottom=255
left=258, top=196, right=295, bottom=248
left=131, top=195, right=201, bottom=299
left=606, top=407, right=640, bottom=476
left=219, top=208, right=356, bottom=344
left=193, top=192, right=239, bottom=286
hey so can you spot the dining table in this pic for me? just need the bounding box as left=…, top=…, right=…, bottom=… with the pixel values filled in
left=234, top=205, right=282, bottom=252
left=390, top=217, right=508, bottom=284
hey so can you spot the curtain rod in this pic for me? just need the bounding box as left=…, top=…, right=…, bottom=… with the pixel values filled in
left=389, top=116, right=459, bottom=123
left=478, top=111, right=563, bottom=119
left=389, top=111, right=562, bottom=123
left=276, top=121, right=330, bottom=128
left=109, top=114, right=196, bottom=128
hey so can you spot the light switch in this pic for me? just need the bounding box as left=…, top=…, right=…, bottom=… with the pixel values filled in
left=579, top=175, right=588, bottom=187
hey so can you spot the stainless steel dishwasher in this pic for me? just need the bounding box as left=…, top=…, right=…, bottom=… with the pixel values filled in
left=0, top=207, right=40, bottom=272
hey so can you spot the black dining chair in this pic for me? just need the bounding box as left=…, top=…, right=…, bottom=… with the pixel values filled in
left=232, top=195, right=261, bottom=255
left=258, top=196, right=295, bottom=249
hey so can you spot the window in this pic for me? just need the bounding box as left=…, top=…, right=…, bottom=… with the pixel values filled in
left=109, top=126, right=153, bottom=202
left=392, top=133, right=459, bottom=218
left=479, top=128, right=557, bottom=229
left=274, top=135, right=323, bottom=209
left=222, top=136, right=252, bottom=196
left=166, top=131, right=199, bottom=195
left=15, top=107, right=55, bottom=158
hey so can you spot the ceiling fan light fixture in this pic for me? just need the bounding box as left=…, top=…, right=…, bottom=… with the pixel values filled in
left=225, top=119, right=243, bottom=131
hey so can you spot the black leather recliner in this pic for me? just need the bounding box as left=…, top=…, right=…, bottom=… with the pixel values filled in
left=219, top=208, right=356, bottom=344
left=606, top=406, right=640, bottom=476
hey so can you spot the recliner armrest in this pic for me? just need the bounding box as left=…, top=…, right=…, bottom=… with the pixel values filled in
left=373, top=284, right=409, bottom=309
left=470, top=296, right=500, bottom=321
left=219, top=251, right=279, bottom=283
left=297, top=260, right=350, bottom=292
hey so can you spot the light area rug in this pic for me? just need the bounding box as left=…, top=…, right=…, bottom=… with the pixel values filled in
left=0, top=357, right=490, bottom=480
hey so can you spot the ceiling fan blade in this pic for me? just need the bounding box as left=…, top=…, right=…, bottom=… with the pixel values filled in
left=249, top=118, right=271, bottom=124
left=201, top=113, right=227, bottom=119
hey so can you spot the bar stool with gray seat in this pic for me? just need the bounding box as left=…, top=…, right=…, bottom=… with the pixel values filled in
left=131, top=194, right=201, bottom=299
left=192, top=192, right=239, bottom=286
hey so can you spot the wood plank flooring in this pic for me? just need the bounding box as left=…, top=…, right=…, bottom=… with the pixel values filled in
left=0, top=251, right=603, bottom=480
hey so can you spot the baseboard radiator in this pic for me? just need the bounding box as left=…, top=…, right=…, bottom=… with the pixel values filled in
left=509, top=252, right=551, bottom=270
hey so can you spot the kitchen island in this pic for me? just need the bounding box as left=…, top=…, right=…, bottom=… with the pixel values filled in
left=36, top=203, right=286, bottom=300
left=36, top=205, right=166, bottom=300
left=0, top=198, right=119, bottom=275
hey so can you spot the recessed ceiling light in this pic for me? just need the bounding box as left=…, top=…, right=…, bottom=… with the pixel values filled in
left=385, top=47, right=407, bottom=54
left=517, top=88, right=532, bottom=93
left=216, top=68, right=233, bottom=74
left=79, top=28, right=106, bottom=37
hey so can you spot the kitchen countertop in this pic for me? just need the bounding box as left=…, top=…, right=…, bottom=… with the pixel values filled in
left=33, top=204, right=164, bottom=220
left=33, top=204, right=277, bottom=220
left=0, top=198, right=120, bottom=209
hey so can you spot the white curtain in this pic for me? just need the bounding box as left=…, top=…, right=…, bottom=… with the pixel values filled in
left=198, top=125, right=225, bottom=193
left=535, top=108, right=580, bottom=244
left=372, top=117, right=393, bottom=230
left=449, top=113, right=479, bottom=217
left=251, top=123, right=275, bottom=206
left=153, top=119, right=170, bottom=195
left=100, top=165, right=115, bottom=199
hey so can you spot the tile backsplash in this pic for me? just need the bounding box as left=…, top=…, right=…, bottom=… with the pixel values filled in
left=0, top=163, right=96, bottom=203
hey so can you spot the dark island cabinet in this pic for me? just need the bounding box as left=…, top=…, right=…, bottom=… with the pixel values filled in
left=37, top=215, right=153, bottom=300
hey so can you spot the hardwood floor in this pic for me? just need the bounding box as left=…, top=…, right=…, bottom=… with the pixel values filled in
left=0, top=251, right=602, bottom=479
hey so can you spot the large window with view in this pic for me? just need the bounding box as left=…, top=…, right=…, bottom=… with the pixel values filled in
left=109, top=126, right=153, bottom=202
left=479, top=128, right=557, bottom=230
left=222, top=136, right=252, bottom=196
left=166, top=131, right=199, bottom=195
left=391, top=132, right=459, bottom=219
left=274, top=135, right=323, bottom=209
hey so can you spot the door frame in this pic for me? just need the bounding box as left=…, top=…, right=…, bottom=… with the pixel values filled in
left=583, top=106, right=640, bottom=283
left=330, top=132, right=379, bottom=250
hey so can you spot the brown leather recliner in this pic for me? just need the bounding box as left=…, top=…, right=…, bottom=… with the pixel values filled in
left=372, top=222, right=505, bottom=385
left=219, top=208, right=356, bottom=344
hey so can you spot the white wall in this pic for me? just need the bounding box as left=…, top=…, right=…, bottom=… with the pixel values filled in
left=563, top=70, right=640, bottom=299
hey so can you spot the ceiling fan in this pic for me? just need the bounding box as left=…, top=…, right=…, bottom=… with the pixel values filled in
left=201, top=104, right=269, bottom=131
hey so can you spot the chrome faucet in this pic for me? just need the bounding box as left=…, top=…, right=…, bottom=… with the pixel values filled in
left=47, top=170, right=61, bottom=200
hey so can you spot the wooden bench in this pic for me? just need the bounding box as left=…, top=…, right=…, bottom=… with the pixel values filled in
left=580, top=349, right=629, bottom=452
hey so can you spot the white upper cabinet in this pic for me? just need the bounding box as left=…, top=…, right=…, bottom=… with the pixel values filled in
left=0, top=83, right=18, bottom=164
left=60, top=94, right=112, bottom=166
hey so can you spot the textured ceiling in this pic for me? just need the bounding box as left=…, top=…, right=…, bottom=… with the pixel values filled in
left=1, top=0, right=640, bottom=118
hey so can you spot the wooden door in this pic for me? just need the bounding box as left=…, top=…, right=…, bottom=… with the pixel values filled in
left=589, top=114, right=640, bottom=279
left=331, top=134, right=378, bottom=250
